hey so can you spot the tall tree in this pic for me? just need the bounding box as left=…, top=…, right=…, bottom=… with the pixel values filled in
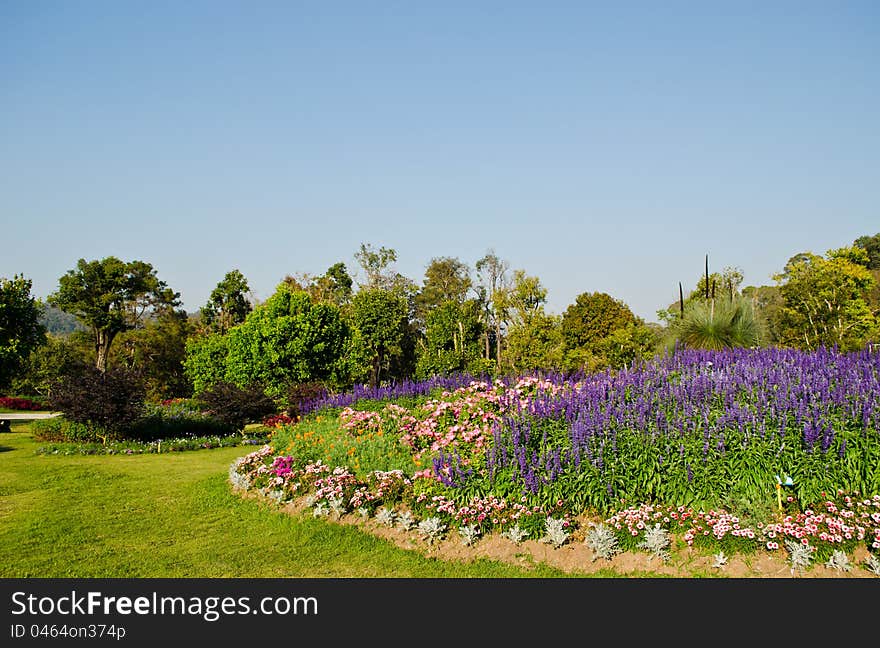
left=505, top=313, right=564, bottom=373
left=506, top=269, right=547, bottom=328
left=350, top=288, right=409, bottom=388
left=415, top=299, right=486, bottom=378
left=0, top=275, right=46, bottom=389
left=49, top=258, right=180, bottom=372
left=854, top=232, right=880, bottom=270
left=354, top=243, right=399, bottom=290
left=774, top=247, right=878, bottom=351
left=475, top=250, right=510, bottom=371
left=200, top=269, right=252, bottom=334
left=415, top=256, right=472, bottom=323
left=111, top=308, right=196, bottom=400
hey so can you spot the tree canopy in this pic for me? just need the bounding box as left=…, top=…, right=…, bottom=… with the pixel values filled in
left=0, top=275, right=46, bottom=389
left=48, top=257, right=180, bottom=372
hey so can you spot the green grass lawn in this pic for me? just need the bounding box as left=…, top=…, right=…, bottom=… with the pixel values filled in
left=0, top=422, right=581, bottom=578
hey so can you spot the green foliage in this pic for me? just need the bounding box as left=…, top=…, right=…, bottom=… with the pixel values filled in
left=505, top=269, right=547, bottom=328
left=9, top=334, right=88, bottom=399
left=741, top=284, right=785, bottom=345
left=415, top=300, right=485, bottom=378
left=48, top=257, right=180, bottom=372
left=775, top=247, right=878, bottom=351
left=47, top=364, right=147, bottom=440
left=0, top=274, right=46, bottom=390
left=111, top=309, right=195, bottom=401
left=225, top=284, right=349, bottom=396
left=31, top=417, right=97, bottom=443
left=270, top=414, right=418, bottom=478
left=350, top=288, right=410, bottom=387
left=128, top=400, right=237, bottom=441
left=595, top=322, right=662, bottom=369
left=194, top=381, right=278, bottom=432
left=504, top=313, right=565, bottom=373
left=415, top=256, right=472, bottom=324
left=200, top=269, right=252, bottom=334
left=561, top=292, right=638, bottom=352
left=183, top=332, right=229, bottom=394
left=854, top=232, right=880, bottom=270
left=665, top=296, right=762, bottom=351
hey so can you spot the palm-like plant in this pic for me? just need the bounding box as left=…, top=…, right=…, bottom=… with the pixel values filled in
left=667, top=296, right=762, bottom=350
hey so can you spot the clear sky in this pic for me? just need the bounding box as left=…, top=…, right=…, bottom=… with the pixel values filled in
left=2, top=1, right=878, bottom=323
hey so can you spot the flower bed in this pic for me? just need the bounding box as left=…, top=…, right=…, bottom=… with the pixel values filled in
left=230, top=347, right=880, bottom=574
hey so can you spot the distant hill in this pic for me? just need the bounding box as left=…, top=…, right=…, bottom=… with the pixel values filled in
left=39, top=304, right=86, bottom=335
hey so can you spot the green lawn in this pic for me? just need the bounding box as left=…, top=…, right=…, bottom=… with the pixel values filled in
left=0, top=422, right=580, bottom=578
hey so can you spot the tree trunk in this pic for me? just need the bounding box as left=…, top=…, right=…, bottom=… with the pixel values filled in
left=495, top=319, right=502, bottom=371
left=94, top=329, right=115, bottom=373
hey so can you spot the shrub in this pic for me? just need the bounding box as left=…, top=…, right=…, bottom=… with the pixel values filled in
left=183, top=332, right=229, bottom=395
left=32, top=417, right=101, bottom=443
left=194, top=381, right=278, bottom=432
left=47, top=364, right=146, bottom=440
left=127, top=400, right=236, bottom=441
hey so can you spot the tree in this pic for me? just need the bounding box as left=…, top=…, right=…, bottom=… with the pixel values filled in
left=505, top=313, right=564, bottom=374
left=183, top=332, right=230, bottom=395
left=506, top=269, right=547, bottom=328
left=350, top=287, right=409, bottom=388
left=10, top=334, right=88, bottom=399
left=475, top=250, right=511, bottom=371
left=415, top=257, right=472, bottom=324
left=111, top=309, right=196, bottom=400
left=596, top=322, right=662, bottom=370
left=200, top=269, right=252, bottom=333
left=415, top=299, right=486, bottom=378
left=48, top=257, right=180, bottom=372
left=561, top=292, right=637, bottom=352
left=774, top=247, right=878, bottom=351
left=741, top=284, right=785, bottom=344
left=225, top=283, right=350, bottom=396
left=0, top=275, right=46, bottom=389
left=854, top=232, right=880, bottom=270
left=281, top=262, right=354, bottom=307
left=315, top=262, right=354, bottom=306
left=354, top=243, right=399, bottom=290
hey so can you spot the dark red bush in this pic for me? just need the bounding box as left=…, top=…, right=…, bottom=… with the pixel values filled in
left=0, top=396, right=47, bottom=410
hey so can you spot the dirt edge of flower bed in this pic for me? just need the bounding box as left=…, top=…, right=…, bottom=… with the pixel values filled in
left=232, top=485, right=876, bottom=579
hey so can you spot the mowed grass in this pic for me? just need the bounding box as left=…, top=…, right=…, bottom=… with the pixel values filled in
left=0, top=422, right=577, bottom=578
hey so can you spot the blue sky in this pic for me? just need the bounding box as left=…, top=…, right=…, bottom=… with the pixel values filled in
left=2, top=1, right=878, bottom=322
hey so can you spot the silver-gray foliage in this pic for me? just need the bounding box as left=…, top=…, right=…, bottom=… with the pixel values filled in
left=863, top=553, right=880, bottom=576
left=638, top=524, right=671, bottom=562
left=542, top=516, right=569, bottom=548
left=584, top=523, right=620, bottom=561
left=376, top=507, right=397, bottom=527
left=396, top=510, right=416, bottom=531
left=785, top=539, right=815, bottom=574
left=711, top=551, right=728, bottom=569
left=327, top=494, right=347, bottom=518
left=458, top=524, right=481, bottom=546
left=357, top=506, right=371, bottom=519
left=417, top=517, right=447, bottom=544
left=501, top=524, right=529, bottom=545
left=312, top=502, right=330, bottom=518
left=228, top=464, right=251, bottom=491
left=825, top=550, right=852, bottom=573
